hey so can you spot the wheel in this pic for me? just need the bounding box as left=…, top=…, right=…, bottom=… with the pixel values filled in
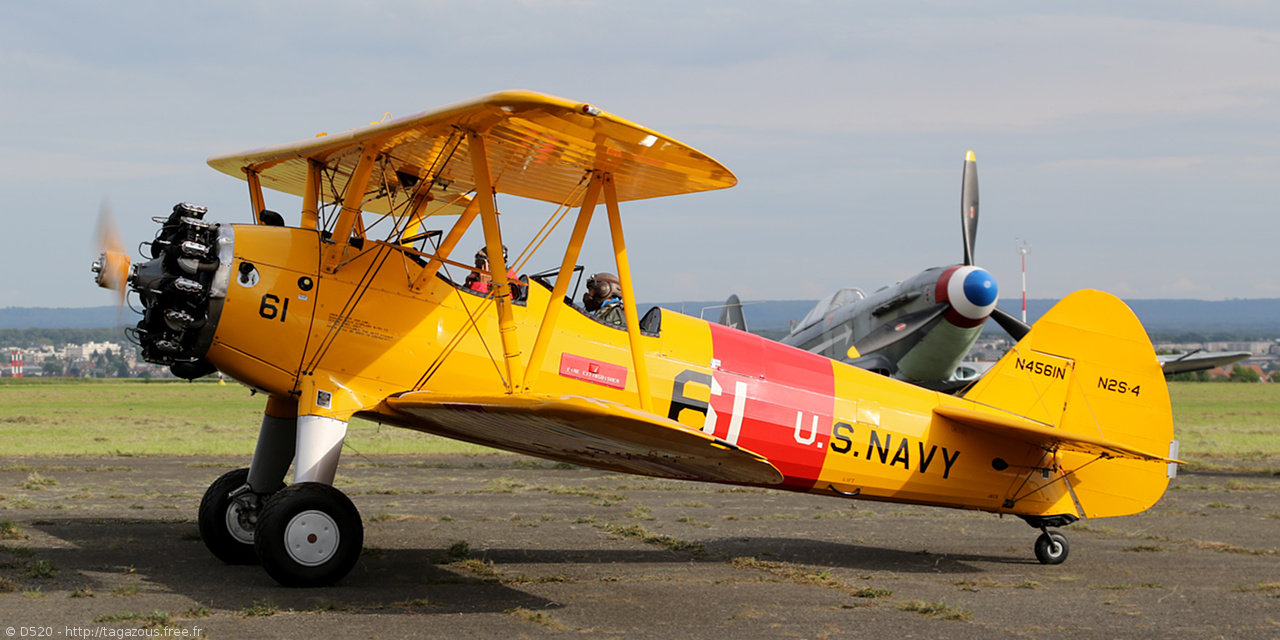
left=198, top=468, right=276, bottom=565
left=254, top=483, right=363, bottom=587
left=1034, top=531, right=1070, bottom=565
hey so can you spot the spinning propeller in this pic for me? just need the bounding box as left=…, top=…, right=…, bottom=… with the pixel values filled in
left=92, top=200, right=132, bottom=309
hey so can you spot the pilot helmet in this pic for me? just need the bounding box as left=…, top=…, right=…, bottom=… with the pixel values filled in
left=474, top=244, right=509, bottom=267
left=583, top=272, right=621, bottom=311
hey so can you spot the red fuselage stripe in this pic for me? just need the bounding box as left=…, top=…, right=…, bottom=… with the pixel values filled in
left=706, top=323, right=835, bottom=489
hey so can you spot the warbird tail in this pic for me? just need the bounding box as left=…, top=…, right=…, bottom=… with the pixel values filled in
left=941, top=289, right=1177, bottom=520
left=716, top=294, right=748, bottom=332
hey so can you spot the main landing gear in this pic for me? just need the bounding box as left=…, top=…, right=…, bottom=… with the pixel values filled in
left=197, top=410, right=364, bottom=587
left=197, top=468, right=276, bottom=565
left=254, top=483, right=363, bottom=587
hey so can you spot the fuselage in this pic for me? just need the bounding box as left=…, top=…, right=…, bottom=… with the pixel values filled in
left=783, top=265, right=997, bottom=389
left=195, top=224, right=1073, bottom=519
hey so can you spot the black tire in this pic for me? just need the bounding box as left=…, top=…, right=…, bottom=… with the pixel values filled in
left=254, top=483, right=363, bottom=588
left=1034, top=531, right=1069, bottom=565
left=197, top=468, right=258, bottom=565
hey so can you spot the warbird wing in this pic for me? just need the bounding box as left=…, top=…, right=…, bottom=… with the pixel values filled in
left=386, top=392, right=782, bottom=485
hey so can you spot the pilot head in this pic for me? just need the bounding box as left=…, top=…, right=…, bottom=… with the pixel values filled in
left=583, top=272, right=621, bottom=311
left=474, top=244, right=509, bottom=269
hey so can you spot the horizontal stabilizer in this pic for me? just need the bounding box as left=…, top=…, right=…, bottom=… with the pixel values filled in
left=934, top=403, right=1180, bottom=463
left=386, top=391, right=782, bottom=485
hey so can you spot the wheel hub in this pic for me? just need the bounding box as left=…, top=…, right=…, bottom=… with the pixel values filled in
left=224, top=499, right=256, bottom=544
left=284, top=509, right=340, bottom=567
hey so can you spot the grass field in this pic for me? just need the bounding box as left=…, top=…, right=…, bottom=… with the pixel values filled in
left=1168, top=382, right=1280, bottom=470
left=1, top=379, right=1277, bottom=470
left=0, top=379, right=492, bottom=457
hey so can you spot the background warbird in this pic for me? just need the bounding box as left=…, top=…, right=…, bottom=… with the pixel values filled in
left=719, top=151, right=1012, bottom=393
left=93, top=91, right=1179, bottom=587
left=716, top=152, right=1247, bottom=391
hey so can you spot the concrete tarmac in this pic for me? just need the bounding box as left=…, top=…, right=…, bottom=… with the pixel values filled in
left=0, top=455, right=1277, bottom=639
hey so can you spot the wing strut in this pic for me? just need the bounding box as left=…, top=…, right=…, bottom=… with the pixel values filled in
left=523, top=172, right=603, bottom=390
left=322, top=146, right=381, bottom=273
left=246, top=168, right=267, bottom=225
left=604, top=174, right=653, bottom=412
left=411, top=198, right=481, bottom=292
left=301, top=159, right=323, bottom=230
left=468, top=131, right=524, bottom=391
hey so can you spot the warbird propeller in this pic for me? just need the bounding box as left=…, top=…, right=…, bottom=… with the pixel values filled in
left=95, top=92, right=1179, bottom=587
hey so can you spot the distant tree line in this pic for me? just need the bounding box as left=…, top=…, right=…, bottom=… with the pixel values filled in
left=1167, top=365, right=1279, bottom=383
left=0, top=327, right=129, bottom=349
left=1148, top=331, right=1280, bottom=342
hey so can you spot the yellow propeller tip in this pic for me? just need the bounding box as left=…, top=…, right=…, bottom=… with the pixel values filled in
left=965, top=150, right=976, bottom=162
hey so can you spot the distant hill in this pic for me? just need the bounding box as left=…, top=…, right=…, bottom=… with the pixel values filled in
left=4, top=298, right=1279, bottom=339
left=0, top=306, right=126, bottom=330
left=653, top=298, right=1280, bottom=339
left=1001, top=299, right=1280, bottom=337
left=651, top=300, right=817, bottom=332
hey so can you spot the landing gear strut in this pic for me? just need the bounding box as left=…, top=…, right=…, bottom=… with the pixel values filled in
left=249, top=412, right=363, bottom=587
left=196, top=406, right=294, bottom=566
left=199, top=402, right=364, bottom=586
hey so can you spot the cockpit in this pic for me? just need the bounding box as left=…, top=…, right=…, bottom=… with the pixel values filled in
left=791, top=287, right=865, bottom=335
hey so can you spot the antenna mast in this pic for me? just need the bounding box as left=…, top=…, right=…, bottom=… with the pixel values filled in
left=1016, top=238, right=1031, bottom=323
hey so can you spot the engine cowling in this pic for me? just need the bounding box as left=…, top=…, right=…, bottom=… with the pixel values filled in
left=127, top=203, right=234, bottom=379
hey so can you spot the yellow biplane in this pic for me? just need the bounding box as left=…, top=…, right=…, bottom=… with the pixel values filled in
left=93, top=91, right=1179, bottom=587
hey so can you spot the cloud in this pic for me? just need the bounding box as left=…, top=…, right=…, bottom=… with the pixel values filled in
left=1159, top=278, right=1214, bottom=297
left=2, top=3, right=1279, bottom=306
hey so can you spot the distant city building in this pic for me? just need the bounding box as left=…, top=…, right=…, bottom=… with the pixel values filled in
left=1153, top=341, right=1276, bottom=356
left=61, top=341, right=123, bottom=360
left=1203, top=341, right=1274, bottom=355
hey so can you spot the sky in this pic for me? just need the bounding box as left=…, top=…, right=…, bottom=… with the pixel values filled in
left=2, top=1, right=1278, bottom=309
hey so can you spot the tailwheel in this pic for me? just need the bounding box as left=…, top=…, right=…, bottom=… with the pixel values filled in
left=198, top=468, right=280, bottom=565
left=1034, top=531, right=1069, bottom=565
left=254, top=483, right=363, bottom=587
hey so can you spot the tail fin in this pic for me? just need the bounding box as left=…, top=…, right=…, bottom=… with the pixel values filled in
left=716, top=294, right=748, bottom=331
left=950, top=290, right=1175, bottom=519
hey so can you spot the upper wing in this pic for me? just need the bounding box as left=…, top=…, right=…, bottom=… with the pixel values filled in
left=207, top=90, right=737, bottom=215
left=384, top=391, right=782, bottom=485
left=1159, top=350, right=1251, bottom=376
